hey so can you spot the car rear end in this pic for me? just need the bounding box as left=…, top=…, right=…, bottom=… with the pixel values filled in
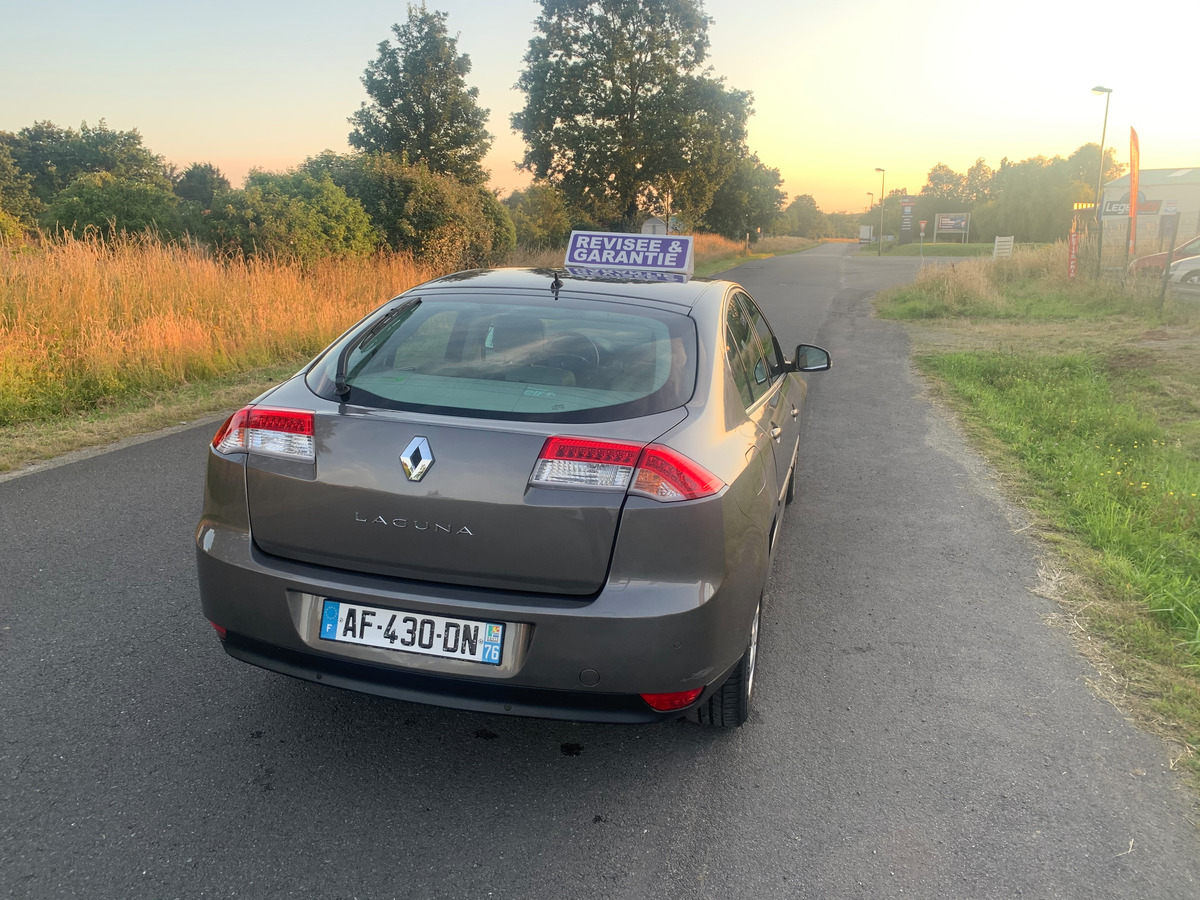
left=196, top=271, right=767, bottom=722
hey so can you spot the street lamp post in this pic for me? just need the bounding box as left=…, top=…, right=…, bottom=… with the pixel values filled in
left=1092, top=86, right=1112, bottom=276
left=875, top=168, right=886, bottom=257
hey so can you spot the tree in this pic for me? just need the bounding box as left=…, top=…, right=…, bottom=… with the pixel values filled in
left=970, top=155, right=1091, bottom=243
left=173, top=162, right=231, bottom=208
left=920, top=162, right=968, bottom=207
left=1065, top=142, right=1125, bottom=195
left=0, top=143, right=40, bottom=226
left=0, top=120, right=169, bottom=204
left=964, top=157, right=994, bottom=206
left=201, top=171, right=379, bottom=262
left=504, top=183, right=574, bottom=248
left=779, top=194, right=830, bottom=239
left=513, top=0, right=750, bottom=230
left=301, top=151, right=513, bottom=268
left=41, top=172, right=182, bottom=239
left=348, top=4, right=492, bottom=185
left=701, top=154, right=784, bottom=241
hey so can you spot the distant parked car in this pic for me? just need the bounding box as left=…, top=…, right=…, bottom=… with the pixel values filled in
left=1166, top=255, right=1200, bottom=286
left=1129, top=234, right=1200, bottom=276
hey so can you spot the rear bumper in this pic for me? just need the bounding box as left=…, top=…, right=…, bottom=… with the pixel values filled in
left=220, top=630, right=705, bottom=723
left=196, top=518, right=761, bottom=723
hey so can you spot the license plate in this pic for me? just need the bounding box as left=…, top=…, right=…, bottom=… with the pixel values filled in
left=319, top=599, right=504, bottom=666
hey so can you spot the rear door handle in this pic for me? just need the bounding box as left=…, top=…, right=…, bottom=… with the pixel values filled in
left=770, top=426, right=782, bottom=440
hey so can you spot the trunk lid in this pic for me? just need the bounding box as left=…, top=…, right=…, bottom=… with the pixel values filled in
left=246, top=410, right=685, bottom=595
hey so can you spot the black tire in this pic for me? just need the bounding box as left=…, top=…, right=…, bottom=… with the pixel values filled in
left=693, top=602, right=760, bottom=728
left=785, top=466, right=796, bottom=505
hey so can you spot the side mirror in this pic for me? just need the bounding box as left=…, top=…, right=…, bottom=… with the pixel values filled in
left=793, top=344, right=831, bottom=372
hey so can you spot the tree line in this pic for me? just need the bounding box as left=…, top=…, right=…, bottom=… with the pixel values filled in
left=862, top=146, right=1125, bottom=245
left=0, top=1, right=818, bottom=264
left=1, top=0, right=1115, bottom=262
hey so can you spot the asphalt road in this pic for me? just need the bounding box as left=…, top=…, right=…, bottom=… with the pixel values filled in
left=2, top=244, right=1197, bottom=899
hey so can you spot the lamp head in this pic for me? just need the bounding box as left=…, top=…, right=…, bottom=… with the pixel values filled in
left=875, top=167, right=885, bottom=173
left=1091, top=86, right=1112, bottom=95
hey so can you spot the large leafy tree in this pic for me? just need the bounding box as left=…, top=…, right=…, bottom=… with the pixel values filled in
left=348, top=4, right=492, bottom=185
left=779, top=194, right=830, bottom=239
left=0, top=120, right=169, bottom=204
left=504, top=183, right=574, bottom=249
left=173, top=162, right=231, bottom=208
left=701, top=154, right=784, bottom=241
left=513, top=0, right=750, bottom=230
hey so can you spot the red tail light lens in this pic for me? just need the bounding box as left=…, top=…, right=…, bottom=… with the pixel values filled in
left=629, top=444, right=723, bottom=501
left=212, top=406, right=315, bottom=461
left=531, top=437, right=723, bottom=502
left=640, top=688, right=704, bottom=711
left=530, top=437, right=645, bottom=489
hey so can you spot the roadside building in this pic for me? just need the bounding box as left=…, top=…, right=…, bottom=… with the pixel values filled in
left=1100, top=167, right=1200, bottom=262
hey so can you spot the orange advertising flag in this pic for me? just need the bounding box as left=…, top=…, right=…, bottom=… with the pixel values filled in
left=1128, top=128, right=1140, bottom=257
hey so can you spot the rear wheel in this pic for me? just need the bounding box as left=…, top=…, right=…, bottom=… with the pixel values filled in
left=693, top=601, right=760, bottom=728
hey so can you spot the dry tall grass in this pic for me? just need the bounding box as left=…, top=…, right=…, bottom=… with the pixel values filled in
left=1, top=230, right=816, bottom=426
left=0, top=235, right=439, bottom=425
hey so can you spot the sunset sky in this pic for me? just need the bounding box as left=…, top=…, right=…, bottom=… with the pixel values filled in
left=2, top=0, right=1195, bottom=214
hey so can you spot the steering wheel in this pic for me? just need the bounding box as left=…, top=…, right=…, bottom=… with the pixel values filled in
left=540, top=333, right=600, bottom=385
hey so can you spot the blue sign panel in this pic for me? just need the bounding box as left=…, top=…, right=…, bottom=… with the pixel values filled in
left=564, top=231, right=694, bottom=277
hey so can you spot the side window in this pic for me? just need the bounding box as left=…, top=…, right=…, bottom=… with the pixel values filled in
left=736, top=292, right=783, bottom=381
left=724, top=323, right=755, bottom=408
left=727, top=293, right=771, bottom=403
left=725, top=297, right=767, bottom=408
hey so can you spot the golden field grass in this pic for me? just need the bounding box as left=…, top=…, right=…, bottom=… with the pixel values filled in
left=0, top=235, right=441, bottom=428
left=0, top=231, right=811, bottom=471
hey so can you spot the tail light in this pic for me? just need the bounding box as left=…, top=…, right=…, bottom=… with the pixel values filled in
left=212, top=406, right=315, bottom=461
left=530, top=437, right=722, bottom=502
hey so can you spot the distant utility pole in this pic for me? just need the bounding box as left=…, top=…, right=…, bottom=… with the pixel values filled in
left=875, top=168, right=886, bottom=257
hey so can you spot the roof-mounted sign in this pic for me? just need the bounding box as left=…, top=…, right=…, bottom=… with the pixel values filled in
left=565, top=231, right=694, bottom=282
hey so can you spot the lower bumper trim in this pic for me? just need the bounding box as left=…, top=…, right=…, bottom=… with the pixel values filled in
left=221, top=631, right=685, bottom=724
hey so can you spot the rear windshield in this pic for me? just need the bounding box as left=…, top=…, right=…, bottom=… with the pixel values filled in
left=306, top=293, right=696, bottom=422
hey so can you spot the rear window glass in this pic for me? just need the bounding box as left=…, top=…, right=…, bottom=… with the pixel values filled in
left=306, top=294, right=696, bottom=422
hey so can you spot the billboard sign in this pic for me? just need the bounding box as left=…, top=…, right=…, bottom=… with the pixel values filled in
left=899, top=196, right=918, bottom=244
left=936, top=213, right=970, bottom=233
left=1101, top=194, right=1161, bottom=218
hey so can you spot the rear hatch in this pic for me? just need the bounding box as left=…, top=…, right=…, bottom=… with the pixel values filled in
left=243, top=284, right=699, bottom=596
left=247, top=413, right=682, bottom=595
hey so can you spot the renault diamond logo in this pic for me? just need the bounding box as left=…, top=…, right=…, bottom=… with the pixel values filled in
left=400, top=436, right=434, bottom=482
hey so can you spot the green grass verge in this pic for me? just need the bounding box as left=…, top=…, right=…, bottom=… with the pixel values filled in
left=876, top=246, right=1200, bottom=776
left=918, top=351, right=1199, bottom=651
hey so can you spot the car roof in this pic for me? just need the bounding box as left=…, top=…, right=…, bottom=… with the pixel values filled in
left=409, top=267, right=733, bottom=312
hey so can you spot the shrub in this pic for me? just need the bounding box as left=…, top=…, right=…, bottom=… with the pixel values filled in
left=200, top=171, right=379, bottom=262
left=41, top=172, right=182, bottom=240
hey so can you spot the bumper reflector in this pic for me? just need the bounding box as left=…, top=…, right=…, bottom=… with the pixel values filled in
left=210, top=621, right=228, bottom=641
left=640, top=688, right=704, bottom=711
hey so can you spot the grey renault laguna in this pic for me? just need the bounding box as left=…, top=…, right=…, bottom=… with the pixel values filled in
left=196, top=234, right=829, bottom=727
